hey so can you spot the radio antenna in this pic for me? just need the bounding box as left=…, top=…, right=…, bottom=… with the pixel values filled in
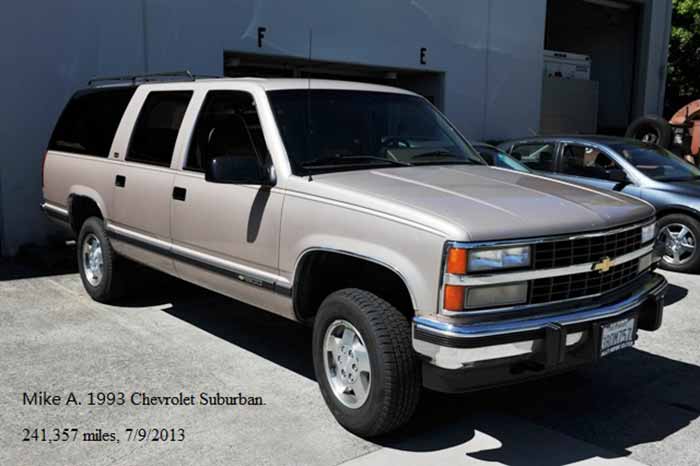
left=306, top=28, right=314, bottom=181
left=307, top=28, right=313, bottom=83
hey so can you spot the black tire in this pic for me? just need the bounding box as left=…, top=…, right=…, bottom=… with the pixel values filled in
left=77, top=217, right=126, bottom=302
left=657, top=213, right=700, bottom=273
left=312, top=289, right=420, bottom=437
left=626, top=115, right=673, bottom=148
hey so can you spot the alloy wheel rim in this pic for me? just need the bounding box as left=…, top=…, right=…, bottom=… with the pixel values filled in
left=659, top=223, right=696, bottom=266
left=82, top=233, right=104, bottom=286
left=323, top=320, right=371, bottom=409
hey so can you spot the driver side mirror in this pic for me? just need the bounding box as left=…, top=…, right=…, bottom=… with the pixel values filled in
left=205, top=155, right=276, bottom=186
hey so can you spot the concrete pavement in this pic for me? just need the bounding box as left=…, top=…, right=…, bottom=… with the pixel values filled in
left=0, top=250, right=698, bottom=466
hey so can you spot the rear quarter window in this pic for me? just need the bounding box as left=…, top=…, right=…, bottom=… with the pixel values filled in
left=126, top=91, right=193, bottom=167
left=511, top=143, right=556, bottom=171
left=49, top=87, right=136, bottom=157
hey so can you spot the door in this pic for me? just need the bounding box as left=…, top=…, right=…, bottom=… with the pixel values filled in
left=551, top=143, right=639, bottom=196
left=170, top=90, right=284, bottom=305
left=110, top=90, right=193, bottom=274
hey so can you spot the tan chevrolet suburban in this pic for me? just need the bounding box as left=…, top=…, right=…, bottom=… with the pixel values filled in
left=42, top=72, right=667, bottom=437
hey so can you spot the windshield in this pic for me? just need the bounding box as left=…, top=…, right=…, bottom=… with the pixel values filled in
left=610, top=142, right=700, bottom=182
left=267, top=90, right=484, bottom=174
left=475, top=145, right=530, bottom=173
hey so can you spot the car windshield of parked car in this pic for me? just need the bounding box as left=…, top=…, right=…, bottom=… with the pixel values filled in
left=476, top=145, right=531, bottom=173
left=267, top=89, right=484, bottom=174
left=611, top=142, right=700, bottom=182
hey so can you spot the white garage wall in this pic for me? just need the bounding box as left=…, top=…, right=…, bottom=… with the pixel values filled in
left=0, top=0, right=668, bottom=255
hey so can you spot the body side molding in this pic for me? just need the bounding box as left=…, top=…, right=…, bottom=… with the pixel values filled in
left=105, top=223, right=292, bottom=296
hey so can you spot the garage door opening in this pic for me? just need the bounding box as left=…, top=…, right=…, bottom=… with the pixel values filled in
left=542, top=0, right=642, bottom=135
left=224, top=51, right=445, bottom=110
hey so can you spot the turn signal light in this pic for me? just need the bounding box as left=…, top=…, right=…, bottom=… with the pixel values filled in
left=443, top=285, right=465, bottom=311
left=446, top=248, right=468, bottom=274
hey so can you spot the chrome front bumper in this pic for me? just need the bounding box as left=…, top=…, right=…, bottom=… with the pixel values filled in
left=413, top=273, right=668, bottom=371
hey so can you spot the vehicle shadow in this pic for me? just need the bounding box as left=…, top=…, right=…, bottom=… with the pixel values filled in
left=166, top=297, right=315, bottom=380
left=117, top=272, right=316, bottom=380
left=664, top=283, right=688, bottom=306
left=119, top=272, right=700, bottom=464
left=378, top=349, right=700, bottom=464
left=0, top=243, right=78, bottom=281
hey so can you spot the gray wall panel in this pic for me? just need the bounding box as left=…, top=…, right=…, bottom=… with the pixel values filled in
left=484, top=0, right=547, bottom=140
left=0, top=0, right=671, bottom=254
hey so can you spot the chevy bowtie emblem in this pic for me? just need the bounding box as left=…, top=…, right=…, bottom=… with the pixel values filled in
left=592, top=256, right=614, bottom=274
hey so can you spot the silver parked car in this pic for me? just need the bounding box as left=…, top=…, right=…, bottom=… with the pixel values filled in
left=43, top=74, right=666, bottom=436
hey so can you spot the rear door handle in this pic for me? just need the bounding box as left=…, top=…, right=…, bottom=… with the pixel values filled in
left=173, top=186, right=187, bottom=202
left=115, top=175, right=126, bottom=187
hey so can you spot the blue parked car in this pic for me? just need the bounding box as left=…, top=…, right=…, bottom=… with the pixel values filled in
left=471, top=142, right=531, bottom=173
left=498, top=135, right=700, bottom=273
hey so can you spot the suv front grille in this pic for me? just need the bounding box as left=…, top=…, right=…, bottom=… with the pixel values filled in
left=530, top=258, right=640, bottom=305
left=532, top=227, right=642, bottom=269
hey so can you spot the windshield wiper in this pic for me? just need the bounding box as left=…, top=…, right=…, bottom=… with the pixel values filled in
left=300, top=155, right=411, bottom=168
left=411, top=150, right=461, bottom=159
left=410, top=150, right=482, bottom=165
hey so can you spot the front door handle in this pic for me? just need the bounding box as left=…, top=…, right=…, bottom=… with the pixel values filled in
left=173, top=186, right=187, bottom=202
left=115, top=175, right=126, bottom=187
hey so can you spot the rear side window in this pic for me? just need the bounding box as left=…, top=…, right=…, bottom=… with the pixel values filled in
left=49, top=87, right=136, bottom=157
left=511, top=143, right=556, bottom=171
left=126, top=91, right=193, bottom=167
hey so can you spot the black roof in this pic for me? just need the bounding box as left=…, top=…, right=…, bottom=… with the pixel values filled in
left=501, top=134, right=649, bottom=147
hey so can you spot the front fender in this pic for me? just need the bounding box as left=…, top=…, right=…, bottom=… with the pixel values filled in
left=292, top=241, right=428, bottom=311
left=280, top=195, right=448, bottom=314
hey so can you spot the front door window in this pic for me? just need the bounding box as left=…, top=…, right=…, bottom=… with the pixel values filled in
left=561, top=144, right=628, bottom=182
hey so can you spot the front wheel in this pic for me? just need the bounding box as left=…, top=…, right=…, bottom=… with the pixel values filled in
left=312, top=289, right=420, bottom=437
left=658, top=214, right=700, bottom=273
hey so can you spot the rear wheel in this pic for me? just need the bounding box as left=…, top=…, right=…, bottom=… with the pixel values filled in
left=658, top=214, right=700, bottom=273
left=312, top=289, right=420, bottom=437
left=77, top=217, right=126, bottom=302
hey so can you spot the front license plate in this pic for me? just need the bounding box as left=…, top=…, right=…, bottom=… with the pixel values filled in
left=600, top=317, right=636, bottom=357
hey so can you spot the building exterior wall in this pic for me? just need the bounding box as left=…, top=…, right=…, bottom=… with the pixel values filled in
left=637, top=0, right=673, bottom=117
left=0, top=0, right=670, bottom=255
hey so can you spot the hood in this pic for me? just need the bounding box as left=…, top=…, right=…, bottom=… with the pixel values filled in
left=310, top=165, right=654, bottom=242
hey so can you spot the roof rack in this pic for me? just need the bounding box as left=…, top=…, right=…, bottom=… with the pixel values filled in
left=87, top=70, right=220, bottom=87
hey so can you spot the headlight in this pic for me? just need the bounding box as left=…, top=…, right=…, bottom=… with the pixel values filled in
left=442, top=244, right=532, bottom=312
left=641, top=222, right=657, bottom=244
left=468, top=246, right=531, bottom=272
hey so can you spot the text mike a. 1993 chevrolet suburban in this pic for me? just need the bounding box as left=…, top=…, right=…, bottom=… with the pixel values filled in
left=42, top=72, right=667, bottom=437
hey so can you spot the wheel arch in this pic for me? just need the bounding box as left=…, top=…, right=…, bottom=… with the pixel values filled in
left=656, top=205, right=700, bottom=221
left=292, top=248, right=418, bottom=325
left=67, top=187, right=108, bottom=234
